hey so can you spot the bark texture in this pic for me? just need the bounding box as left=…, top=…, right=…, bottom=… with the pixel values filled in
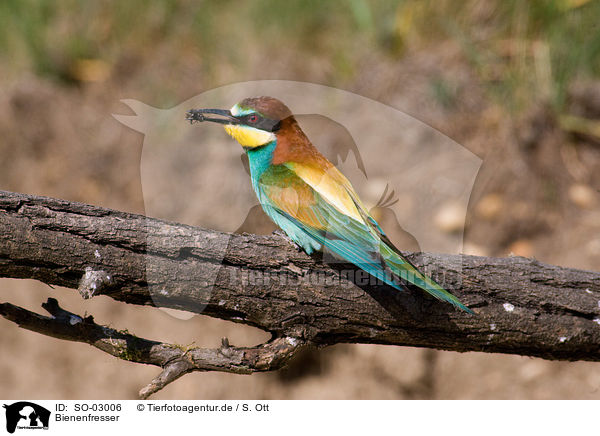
left=1, top=190, right=599, bottom=396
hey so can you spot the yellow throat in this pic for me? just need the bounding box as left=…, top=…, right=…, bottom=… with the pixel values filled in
left=224, top=124, right=276, bottom=148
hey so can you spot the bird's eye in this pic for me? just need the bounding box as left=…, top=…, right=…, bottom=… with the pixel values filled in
left=248, top=114, right=259, bottom=123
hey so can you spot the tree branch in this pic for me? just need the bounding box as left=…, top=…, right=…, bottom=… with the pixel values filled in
left=0, top=298, right=304, bottom=398
left=1, top=190, right=600, bottom=396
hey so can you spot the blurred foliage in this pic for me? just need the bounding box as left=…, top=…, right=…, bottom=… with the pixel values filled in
left=0, top=0, right=599, bottom=113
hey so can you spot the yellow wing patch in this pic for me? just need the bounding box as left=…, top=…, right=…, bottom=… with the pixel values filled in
left=224, top=124, right=275, bottom=148
left=285, top=162, right=365, bottom=223
left=263, top=183, right=326, bottom=229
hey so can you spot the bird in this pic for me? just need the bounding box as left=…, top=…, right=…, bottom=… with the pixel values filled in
left=186, top=96, right=472, bottom=313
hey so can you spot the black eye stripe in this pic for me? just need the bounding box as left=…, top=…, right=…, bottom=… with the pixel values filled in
left=239, top=114, right=281, bottom=132
left=243, top=114, right=258, bottom=123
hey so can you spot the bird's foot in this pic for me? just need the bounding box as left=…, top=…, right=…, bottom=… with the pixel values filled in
left=273, top=229, right=304, bottom=252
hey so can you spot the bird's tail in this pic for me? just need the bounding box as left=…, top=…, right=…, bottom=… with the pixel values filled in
left=379, top=243, right=473, bottom=314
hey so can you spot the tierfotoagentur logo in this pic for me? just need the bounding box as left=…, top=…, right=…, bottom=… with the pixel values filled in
left=114, top=80, right=481, bottom=318
left=3, top=402, right=50, bottom=434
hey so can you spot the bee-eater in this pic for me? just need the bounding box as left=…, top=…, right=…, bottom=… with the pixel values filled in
left=187, top=97, right=472, bottom=313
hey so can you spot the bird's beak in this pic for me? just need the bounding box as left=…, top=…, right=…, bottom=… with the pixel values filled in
left=185, top=108, right=240, bottom=125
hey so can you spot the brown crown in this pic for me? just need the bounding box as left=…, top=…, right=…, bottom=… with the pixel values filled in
left=238, top=96, right=293, bottom=121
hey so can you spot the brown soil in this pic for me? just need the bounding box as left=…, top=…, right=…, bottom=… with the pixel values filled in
left=1, top=40, right=599, bottom=399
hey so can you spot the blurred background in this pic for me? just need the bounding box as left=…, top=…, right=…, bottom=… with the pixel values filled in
left=1, top=0, right=600, bottom=399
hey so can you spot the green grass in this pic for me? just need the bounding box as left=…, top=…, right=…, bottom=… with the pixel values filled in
left=0, top=0, right=598, bottom=115
left=429, top=0, right=600, bottom=112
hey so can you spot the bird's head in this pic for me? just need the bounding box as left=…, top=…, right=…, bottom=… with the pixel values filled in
left=186, top=96, right=292, bottom=149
